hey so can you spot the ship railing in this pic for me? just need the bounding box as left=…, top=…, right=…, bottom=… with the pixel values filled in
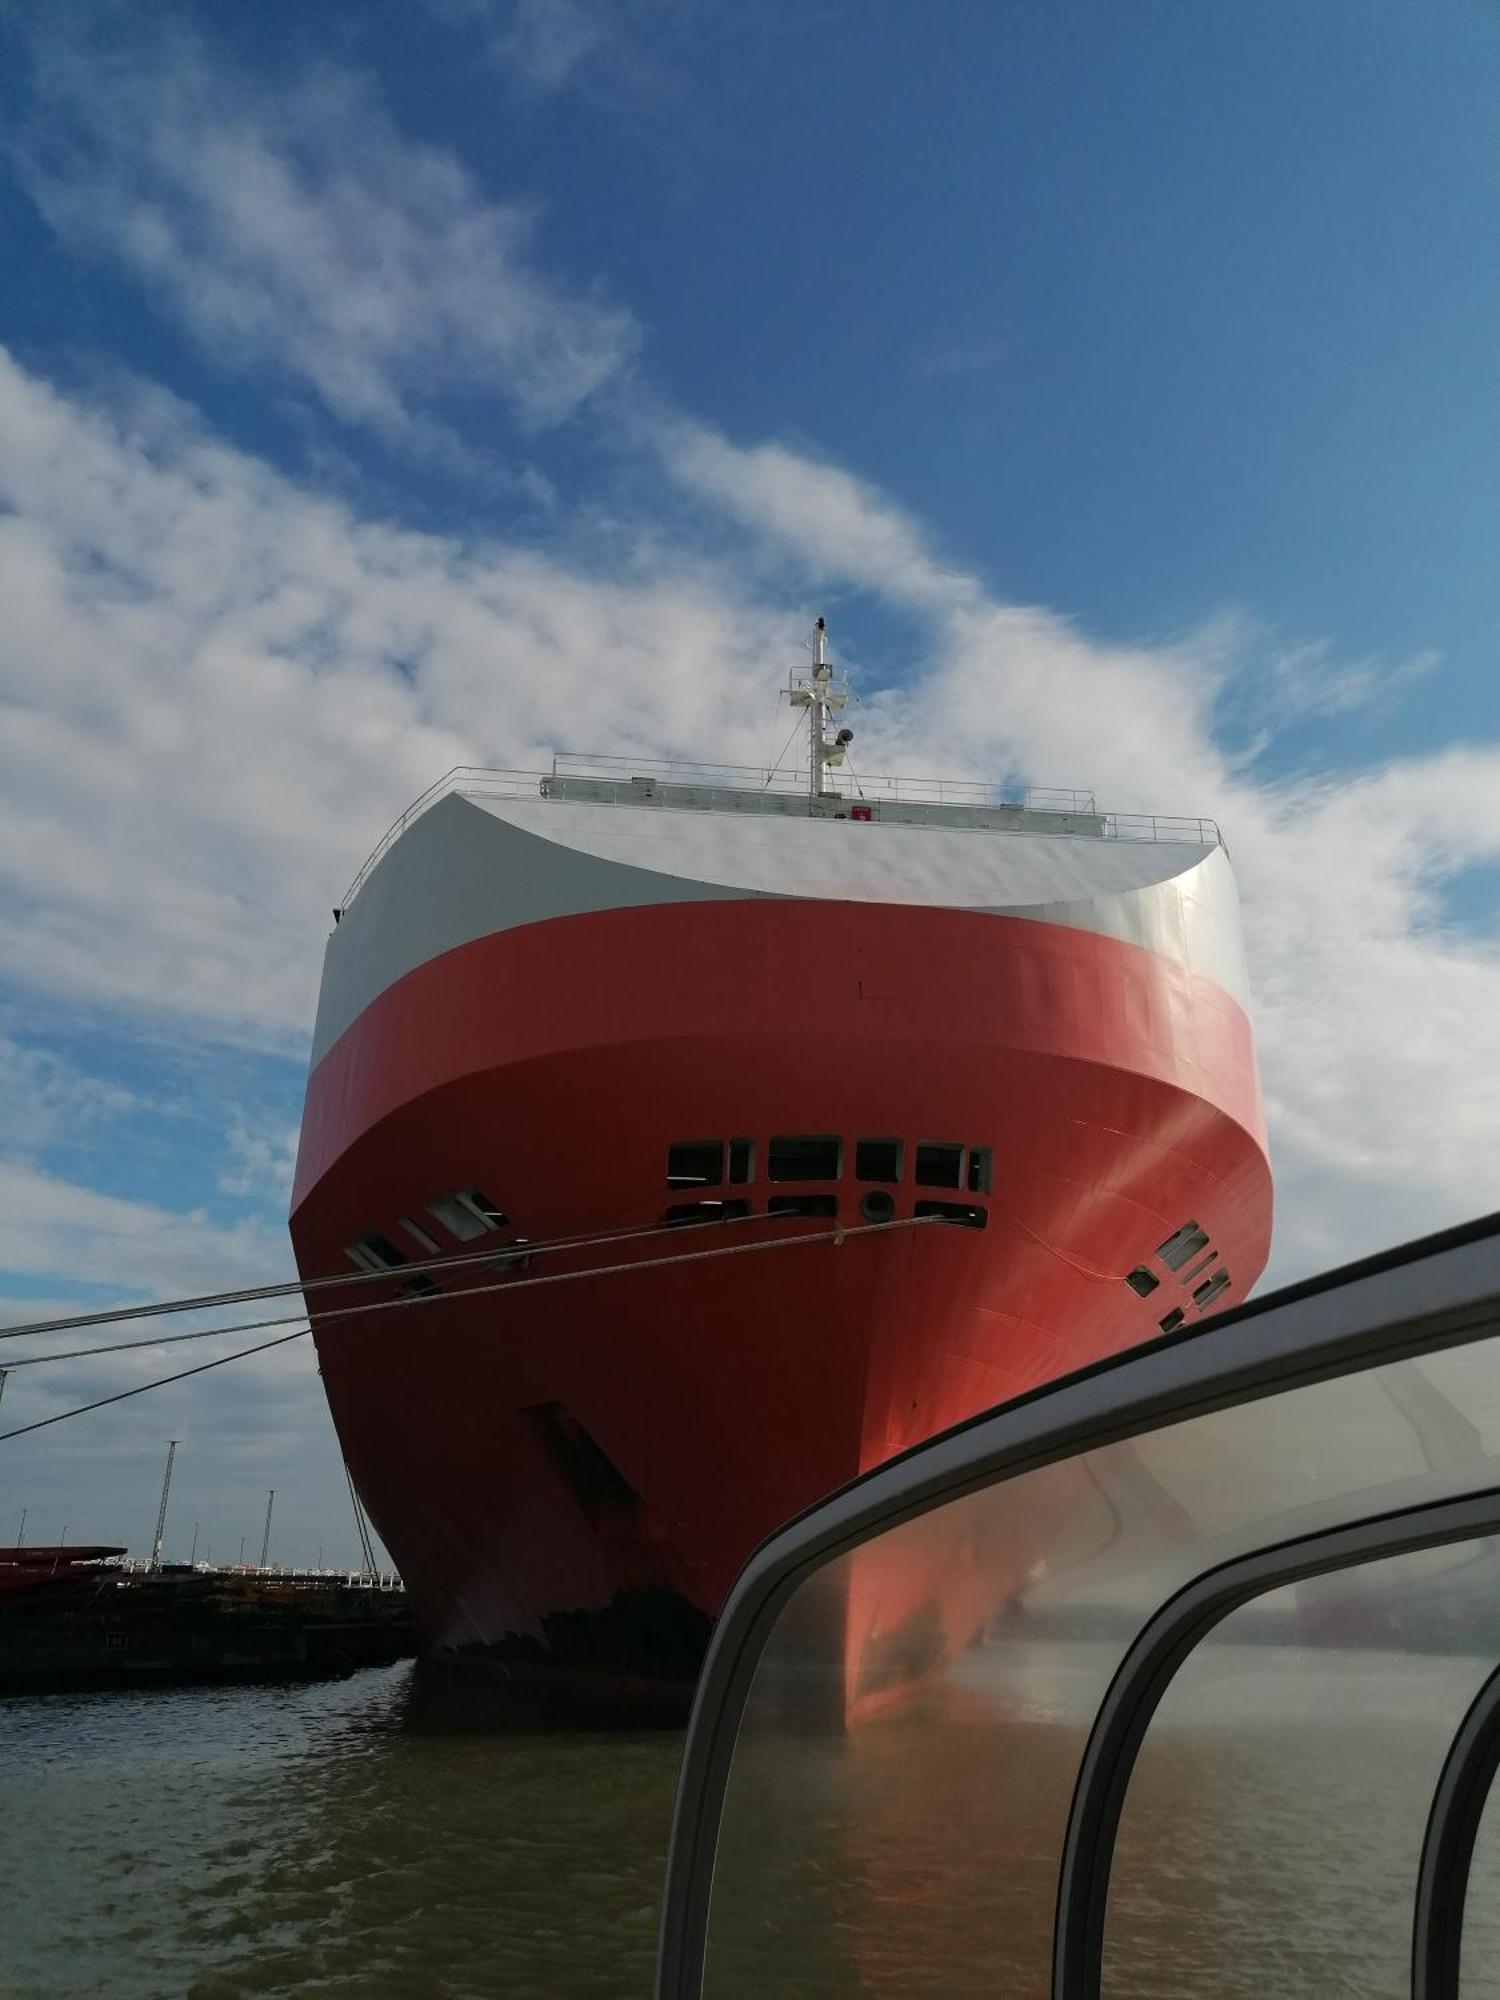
left=339, top=759, right=1223, bottom=909
left=548, top=750, right=1102, bottom=817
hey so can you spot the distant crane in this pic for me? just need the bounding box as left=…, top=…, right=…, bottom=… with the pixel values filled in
left=150, top=1440, right=178, bottom=1572
left=259, top=1488, right=275, bottom=1568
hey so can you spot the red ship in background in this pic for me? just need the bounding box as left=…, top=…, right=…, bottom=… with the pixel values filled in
left=290, top=620, right=1273, bottom=1709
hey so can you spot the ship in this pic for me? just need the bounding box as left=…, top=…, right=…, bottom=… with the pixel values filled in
left=289, top=620, right=1273, bottom=1711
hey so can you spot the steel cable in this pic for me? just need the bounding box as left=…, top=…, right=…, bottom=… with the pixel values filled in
left=0, top=1209, right=793, bottom=1345
left=0, top=1213, right=943, bottom=1441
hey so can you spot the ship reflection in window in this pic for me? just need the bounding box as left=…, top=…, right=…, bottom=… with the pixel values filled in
left=768, top=1136, right=842, bottom=1181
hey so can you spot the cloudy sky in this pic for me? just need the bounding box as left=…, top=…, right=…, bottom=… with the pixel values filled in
left=2, top=0, right=1498, bottom=1567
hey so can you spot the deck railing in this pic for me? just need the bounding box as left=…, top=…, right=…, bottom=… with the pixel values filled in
left=339, top=756, right=1222, bottom=909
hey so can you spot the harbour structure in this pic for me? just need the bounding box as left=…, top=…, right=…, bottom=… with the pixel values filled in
left=290, top=621, right=1273, bottom=1703
left=0, top=1546, right=412, bottom=1692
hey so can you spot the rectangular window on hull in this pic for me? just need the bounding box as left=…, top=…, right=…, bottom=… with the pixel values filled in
left=728, top=1139, right=755, bottom=1185
left=397, top=1215, right=441, bottom=1255
left=668, top=1140, right=725, bottom=1188
left=967, top=1147, right=993, bottom=1195
left=665, top=1200, right=752, bottom=1227
left=1158, top=1221, right=1210, bottom=1272
left=464, top=1190, right=509, bottom=1229
left=344, top=1232, right=408, bottom=1273
left=914, top=1200, right=988, bottom=1230
left=1194, top=1270, right=1232, bottom=1311
left=427, top=1191, right=508, bottom=1241
left=1159, top=1306, right=1186, bottom=1333
left=1125, top=1266, right=1160, bottom=1298
left=768, top=1194, right=839, bottom=1218
left=915, top=1142, right=965, bottom=1190
left=856, top=1138, right=903, bottom=1184
left=768, top=1136, right=842, bottom=1182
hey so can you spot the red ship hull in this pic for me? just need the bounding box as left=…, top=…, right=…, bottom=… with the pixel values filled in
left=291, top=895, right=1271, bottom=1705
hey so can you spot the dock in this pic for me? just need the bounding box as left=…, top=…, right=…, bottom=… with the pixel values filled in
left=0, top=1545, right=414, bottom=1694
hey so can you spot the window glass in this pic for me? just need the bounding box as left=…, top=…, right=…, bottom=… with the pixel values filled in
left=913, top=1199, right=987, bottom=1229
left=665, top=1199, right=751, bottom=1227
left=914, top=1141, right=963, bottom=1189
left=1463, top=1752, right=1500, bottom=1997
left=1106, top=1547, right=1497, bottom=1998
left=669, top=1140, right=725, bottom=1188
left=427, top=1193, right=489, bottom=1242
left=345, top=1232, right=406, bottom=1271
left=698, top=1324, right=1500, bottom=2000
left=966, top=1146, right=992, bottom=1194
left=727, top=1139, right=755, bottom=1186
left=767, top=1194, right=838, bottom=1219
left=1158, top=1220, right=1209, bottom=1271
left=768, top=1136, right=842, bottom=1181
left=1193, top=1269, right=1232, bottom=1310
left=464, top=1189, right=508, bottom=1228
left=856, top=1138, right=902, bottom=1183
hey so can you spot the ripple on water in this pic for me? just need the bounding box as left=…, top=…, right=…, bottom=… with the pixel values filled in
left=0, top=1665, right=683, bottom=2000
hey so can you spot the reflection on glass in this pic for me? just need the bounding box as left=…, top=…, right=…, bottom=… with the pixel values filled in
left=1106, top=1545, right=1497, bottom=1999
left=699, top=1321, right=1500, bottom=1999
left=1464, top=1752, right=1500, bottom=1999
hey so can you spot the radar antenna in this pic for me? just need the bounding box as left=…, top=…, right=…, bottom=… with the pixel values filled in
left=786, top=616, right=853, bottom=801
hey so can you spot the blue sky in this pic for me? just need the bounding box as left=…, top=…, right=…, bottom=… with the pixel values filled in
left=2, top=0, right=1499, bottom=1565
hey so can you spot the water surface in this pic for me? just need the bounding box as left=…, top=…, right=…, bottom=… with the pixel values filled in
left=0, top=1665, right=681, bottom=2000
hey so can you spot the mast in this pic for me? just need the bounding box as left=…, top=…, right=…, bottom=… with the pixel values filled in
left=787, top=616, right=852, bottom=801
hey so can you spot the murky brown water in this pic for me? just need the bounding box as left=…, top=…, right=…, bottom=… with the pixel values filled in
left=0, top=1665, right=681, bottom=2000
left=6, top=1643, right=1500, bottom=1999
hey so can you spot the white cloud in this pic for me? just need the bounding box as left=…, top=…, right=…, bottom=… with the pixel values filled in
left=0, top=1035, right=135, bottom=1154
left=0, top=349, right=805, bottom=1043
left=661, top=420, right=979, bottom=615
left=0, top=1160, right=292, bottom=1302
left=490, top=0, right=610, bottom=90
left=13, top=33, right=639, bottom=457
left=218, top=1113, right=301, bottom=1207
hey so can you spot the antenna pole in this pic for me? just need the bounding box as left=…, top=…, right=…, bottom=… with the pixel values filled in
left=150, top=1439, right=178, bottom=1572
left=809, top=616, right=829, bottom=801
left=786, top=615, right=850, bottom=806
